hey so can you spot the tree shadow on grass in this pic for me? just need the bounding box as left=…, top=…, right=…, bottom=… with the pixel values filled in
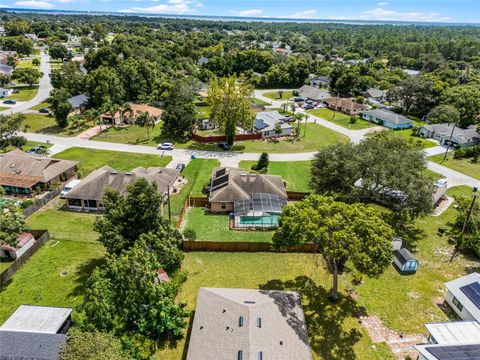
left=68, top=257, right=106, bottom=299
left=156, top=311, right=195, bottom=360
left=259, top=276, right=367, bottom=360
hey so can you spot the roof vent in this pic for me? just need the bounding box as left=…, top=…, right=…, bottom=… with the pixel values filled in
left=244, top=301, right=255, bottom=304
left=239, top=316, right=244, bottom=327
left=110, top=171, right=118, bottom=175
left=222, top=309, right=226, bottom=313
left=257, top=317, right=261, bottom=328
left=9, top=163, right=15, bottom=168
left=280, top=341, right=283, bottom=346
left=258, top=352, right=263, bottom=360
left=125, top=172, right=132, bottom=176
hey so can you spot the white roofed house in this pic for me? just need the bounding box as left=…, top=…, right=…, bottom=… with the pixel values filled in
left=254, top=110, right=293, bottom=138
left=0, top=232, right=36, bottom=260
left=0, top=87, right=13, bottom=98
left=186, top=288, right=312, bottom=360
left=444, top=272, right=480, bottom=322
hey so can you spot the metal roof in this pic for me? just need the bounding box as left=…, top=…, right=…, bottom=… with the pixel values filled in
left=0, top=305, right=72, bottom=334
left=445, top=273, right=480, bottom=322
left=425, top=321, right=480, bottom=344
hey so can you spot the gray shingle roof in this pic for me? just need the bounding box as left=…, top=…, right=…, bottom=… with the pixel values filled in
left=422, top=123, right=479, bottom=145
left=362, top=109, right=412, bottom=125
left=366, top=88, right=386, bottom=99
left=0, top=331, right=66, bottom=360
left=64, top=165, right=179, bottom=201
left=254, top=111, right=293, bottom=133
left=67, top=93, right=89, bottom=108
left=298, top=85, right=331, bottom=100
left=186, top=288, right=312, bottom=360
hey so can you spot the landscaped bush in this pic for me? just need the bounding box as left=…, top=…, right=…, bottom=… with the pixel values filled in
left=20, top=199, right=34, bottom=209
left=183, top=228, right=197, bottom=241
left=454, top=146, right=480, bottom=159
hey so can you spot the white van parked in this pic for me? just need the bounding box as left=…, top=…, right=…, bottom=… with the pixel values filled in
left=61, top=179, right=81, bottom=198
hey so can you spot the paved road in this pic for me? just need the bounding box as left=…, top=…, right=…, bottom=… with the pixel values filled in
left=0, top=52, right=52, bottom=115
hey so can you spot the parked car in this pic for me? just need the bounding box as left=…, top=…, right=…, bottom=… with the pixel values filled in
left=176, top=163, right=185, bottom=172
left=3, top=100, right=16, bottom=105
left=38, top=108, right=50, bottom=114
left=60, top=179, right=82, bottom=198
left=157, top=142, right=174, bottom=150
left=28, top=145, right=47, bottom=154
left=218, top=142, right=231, bottom=150
left=436, top=179, right=448, bottom=188
left=302, top=104, right=314, bottom=110
left=292, top=97, right=304, bottom=102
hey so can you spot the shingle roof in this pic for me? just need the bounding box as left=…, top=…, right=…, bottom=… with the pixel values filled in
left=64, top=165, right=179, bottom=201
left=0, top=150, right=78, bottom=187
left=298, top=85, right=331, bottom=100
left=366, top=88, right=386, bottom=99
left=0, top=305, right=72, bottom=334
left=67, top=93, right=89, bottom=108
left=422, top=123, right=479, bottom=145
left=186, top=288, right=312, bottom=360
left=323, top=97, right=368, bottom=111
left=254, top=111, right=293, bottom=133
left=0, top=331, right=66, bottom=360
left=361, top=109, right=412, bottom=125
left=209, top=168, right=287, bottom=203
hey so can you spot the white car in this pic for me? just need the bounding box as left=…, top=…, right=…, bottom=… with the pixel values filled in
left=60, top=179, right=81, bottom=198
left=157, top=142, right=174, bottom=150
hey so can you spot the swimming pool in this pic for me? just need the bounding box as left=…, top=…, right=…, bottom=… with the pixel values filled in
left=238, top=214, right=280, bottom=227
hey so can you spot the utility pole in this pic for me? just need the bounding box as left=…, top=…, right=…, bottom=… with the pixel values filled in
left=167, top=185, right=171, bottom=221
left=303, top=115, right=308, bottom=137
left=441, top=122, right=457, bottom=164
left=450, top=186, right=478, bottom=262
left=332, top=91, right=339, bottom=121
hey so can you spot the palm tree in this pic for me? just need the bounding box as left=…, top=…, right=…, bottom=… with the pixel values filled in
left=138, top=112, right=156, bottom=140
left=119, top=102, right=132, bottom=124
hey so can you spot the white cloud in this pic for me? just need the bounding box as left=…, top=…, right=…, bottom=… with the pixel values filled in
left=377, top=2, right=389, bottom=5
left=289, top=9, right=317, bottom=19
left=359, top=7, right=451, bottom=22
left=119, top=0, right=201, bottom=14
left=0, top=3, right=11, bottom=7
left=15, top=0, right=54, bottom=8
left=230, top=9, right=263, bottom=17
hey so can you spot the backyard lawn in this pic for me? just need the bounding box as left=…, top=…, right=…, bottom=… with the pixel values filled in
left=156, top=252, right=393, bottom=360
left=4, top=87, right=38, bottom=102
left=308, top=107, right=376, bottom=130
left=16, top=58, right=40, bottom=69
left=394, top=128, right=437, bottom=148
left=429, top=154, right=480, bottom=180
left=263, top=90, right=294, bottom=100
left=183, top=207, right=274, bottom=242
left=54, top=147, right=172, bottom=177
left=238, top=160, right=312, bottom=192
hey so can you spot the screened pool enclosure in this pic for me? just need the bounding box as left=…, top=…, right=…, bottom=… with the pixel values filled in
left=233, top=193, right=288, bottom=228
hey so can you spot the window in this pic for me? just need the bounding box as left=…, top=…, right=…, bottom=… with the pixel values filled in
left=239, top=316, right=244, bottom=327
left=258, top=351, right=263, bottom=360
left=221, top=203, right=226, bottom=210
left=452, top=296, right=463, bottom=311
left=238, top=350, right=243, bottom=360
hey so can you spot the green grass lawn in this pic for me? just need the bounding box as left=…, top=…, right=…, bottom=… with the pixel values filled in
left=394, top=128, right=437, bottom=149
left=156, top=252, right=393, bottom=360
left=429, top=154, right=480, bottom=180
left=184, top=207, right=274, bottom=242
left=308, top=108, right=375, bottom=130
left=16, top=58, right=40, bottom=69
left=54, top=147, right=172, bottom=177
left=252, top=98, right=270, bottom=106
left=22, top=114, right=87, bottom=136
left=238, top=160, right=312, bottom=192
left=4, top=140, right=51, bottom=153
left=196, top=105, right=211, bottom=119
left=263, top=90, right=294, bottom=100
left=4, top=87, right=38, bottom=102
left=31, top=101, right=50, bottom=110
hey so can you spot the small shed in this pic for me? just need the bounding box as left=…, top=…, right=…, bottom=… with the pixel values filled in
left=393, top=248, right=419, bottom=274
left=0, top=232, right=36, bottom=260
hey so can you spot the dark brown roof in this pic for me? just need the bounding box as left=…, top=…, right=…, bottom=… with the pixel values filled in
left=323, top=97, right=368, bottom=111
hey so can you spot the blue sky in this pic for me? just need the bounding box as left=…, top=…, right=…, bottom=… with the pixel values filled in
left=2, top=0, right=479, bottom=24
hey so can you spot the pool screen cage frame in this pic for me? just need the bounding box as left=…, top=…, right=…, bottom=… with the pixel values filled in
left=233, top=193, right=287, bottom=228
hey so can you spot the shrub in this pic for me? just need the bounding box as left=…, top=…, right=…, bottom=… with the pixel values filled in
left=183, top=228, right=196, bottom=241
left=20, top=199, right=34, bottom=209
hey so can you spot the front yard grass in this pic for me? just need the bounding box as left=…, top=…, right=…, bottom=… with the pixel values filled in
left=252, top=97, right=270, bottom=106
left=429, top=154, right=480, bottom=180
left=238, top=160, right=312, bottom=192
left=263, top=90, right=294, bottom=100
left=184, top=207, right=274, bottom=242
left=156, top=252, right=393, bottom=360
left=31, top=101, right=50, bottom=110
left=4, top=87, right=38, bottom=102
left=54, top=147, right=172, bottom=177
left=308, top=107, right=376, bottom=130
left=22, top=114, right=87, bottom=136
left=394, top=128, right=437, bottom=148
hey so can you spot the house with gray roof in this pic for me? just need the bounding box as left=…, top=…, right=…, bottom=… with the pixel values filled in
left=254, top=110, right=293, bottom=138
left=361, top=109, right=413, bottom=129
left=64, top=165, right=179, bottom=211
left=0, top=87, right=13, bottom=98
left=297, top=85, right=331, bottom=101
left=208, top=167, right=287, bottom=213
left=311, top=76, right=331, bottom=88
left=67, top=92, right=89, bottom=114
left=365, top=88, right=387, bottom=102
left=186, top=288, right=312, bottom=360
left=419, top=123, right=479, bottom=148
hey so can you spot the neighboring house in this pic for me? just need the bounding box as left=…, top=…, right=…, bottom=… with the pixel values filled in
left=297, top=85, right=331, bottom=101
left=361, top=109, right=413, bottom=129
left=444, top=272, right=480, bottom=322
left=0, top=305, right=72, bottom=360
left=365, top=88, right=387, bottom=103
left=101, top=103, right=164, bottom=125
left=415, top=321, right=480, bottom=360
left=254, top=110, right=293, bottom=138
left=0, top=63, right=12, bottom=76
left=311, top=76, right=331, bottom=88
left=64, top=165, right=179, bottom=211
left=24, top=33, right=38, bottom=41
left=67, top=92, right=89, bottom=114
left=0, top=88, right=13, bottom=98
left=432, top=185, right=448, bottom=208
left=322, top=97, right=369, bottom=115
left=186, top=288, right=312, bottom=360
left=0, top=150, right=78, bottom=196
left=0, top=232, right=35, bottom=260
left=208, top=167, right=287, bottom=215
left=419, top=123, right=480, bottom=148
left=392, top=248, right=419, bottom=274
left=199, top=119, right=216, bottom=130
left=404, top=69, right=420, bottom=77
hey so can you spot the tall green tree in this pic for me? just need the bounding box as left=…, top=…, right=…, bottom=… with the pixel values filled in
left=162, top=78, right=197, bottom=140
left=49, top=43, right=69, bottom=60
left=441, top=85, right=480, bottom=128
left=449, top=195, right=480, bottom=258
left=0, top=114, right=26, bottom=152
left=4, top=20, right=30, bottom=36
left=208, top=76, right=255, bottom=146
left=49, top=88, right=72, bottom=128
left=59, top=332, right=125, bottom=360
left=427, top=104, right=460, bottom=125
left=0, top=204, right=28, bottom=248
left=12, top=68, right=42, bottom=87
left=85, top=66, right=125, bottom=107
left=273, top=195, right=393, bottom=300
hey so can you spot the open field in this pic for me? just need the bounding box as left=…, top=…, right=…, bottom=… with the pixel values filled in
left=308, top=108, right=376, bottom=130
left=4, top=88, right=38, bottom=102
left=183, top=207, right=274, bottom=242
left=54, top=147, right=172, bottom=177
left=263, top=90, right=294, bottom=100
left=238, top=160, right=312, bottom=192
left=429, top=154, right=480, bottom=180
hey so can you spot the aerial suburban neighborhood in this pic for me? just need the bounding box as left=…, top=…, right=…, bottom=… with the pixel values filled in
left=0, top=4, right=479, bottom=360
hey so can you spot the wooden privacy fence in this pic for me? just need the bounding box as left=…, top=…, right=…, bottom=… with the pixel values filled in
left=23, top=187, right=62, bottom=217
left=176, top=196, right=209, bottom=229
left=192, top=133, right=262, bottom=143
left=0, top=230, right=50, bottom=286
left=183, top=240, right=318, bottom=253
left=287, top=191, right=310, bottom=201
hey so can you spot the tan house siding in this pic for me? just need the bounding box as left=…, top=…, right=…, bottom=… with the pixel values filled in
left=210, top=202, right=234, bottom=213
